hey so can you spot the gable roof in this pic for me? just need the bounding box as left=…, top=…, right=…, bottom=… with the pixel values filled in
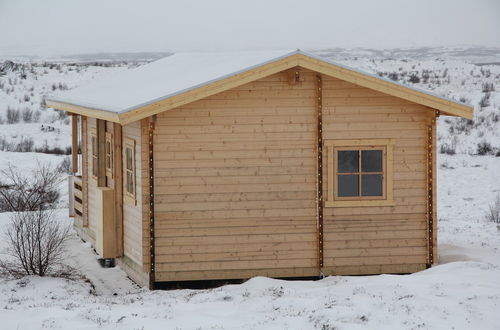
left=47, top=50, right=473, bottom=124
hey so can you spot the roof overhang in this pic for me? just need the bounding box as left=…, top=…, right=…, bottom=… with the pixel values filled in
left=47, top=51, right=473, bottom=125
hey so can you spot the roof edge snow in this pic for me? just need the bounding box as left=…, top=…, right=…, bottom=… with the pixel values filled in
left=47, top=50, right=473, bottom=124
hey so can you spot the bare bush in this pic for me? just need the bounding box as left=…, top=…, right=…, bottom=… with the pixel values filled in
left=56, top=110, right=68, bottom=120
left=485, top=195, right=500, bottom=230
left=408, top=74, right=420, bottom=83
left=35, top=145, right=71, bottom=155
left=459, top=96, right=470, bottom=104
left=33, top=110, right=41, bottom=122
left=0, top=163, right=61, bottom=212
left=0, top=136, right=13, bottom=151
left=57, top=156, right=72, bottom=174
left=482, top=82, right=495, bottom=92
left=479, top=93, right=491, bottom=108
left=22, top=108, right=33, bottom=122
left=477, top=140, right=493, bottom=156
left=6, top=107, right=20, bottom=124
left=448, top=117, right=473, bottom=135
left=440, top=139, right=457, bottom=155
left=388, top=72, right=399, bottom=81
left=14, top=137, right=35, bottom=152
left=0, top=209, right=71, bottom=277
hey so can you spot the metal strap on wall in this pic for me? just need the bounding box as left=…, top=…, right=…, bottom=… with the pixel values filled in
left=426, top=111, right=439, bottom=266
left=316, top=74, right=324, bottom=269
left=148, top=117, right=156, bottom=289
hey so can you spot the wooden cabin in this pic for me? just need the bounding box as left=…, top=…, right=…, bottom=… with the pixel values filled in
left=47, top=50, right=473, bottom=288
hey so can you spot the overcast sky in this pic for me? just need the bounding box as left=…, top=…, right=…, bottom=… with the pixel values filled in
left=0, top=0, right=499, bottom=56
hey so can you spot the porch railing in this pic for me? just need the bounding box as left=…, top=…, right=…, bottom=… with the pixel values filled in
left=69, top=175, right=83, bottom=220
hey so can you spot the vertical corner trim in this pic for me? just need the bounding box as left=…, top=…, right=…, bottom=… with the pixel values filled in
left=148, top=117, right=156, bottom=289
left=316, top=74, right=324, bottom=269
left=426, top=115, right=437, bottom=267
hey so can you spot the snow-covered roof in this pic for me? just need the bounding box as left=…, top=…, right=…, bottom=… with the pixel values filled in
left=49, top=50, right=296, bottom=114
left=47, top=49, right=473, bottom=124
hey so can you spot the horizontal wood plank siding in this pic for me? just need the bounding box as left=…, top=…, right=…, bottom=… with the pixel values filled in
left=322, top=75, right=431, bottom=273
left=122, top=121, right=143, bottom=266
left=153, top=70, right=319, bottom=281
left=86, top=117, right=97, bottom=240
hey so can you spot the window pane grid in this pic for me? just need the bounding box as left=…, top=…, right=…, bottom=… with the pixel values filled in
left=335, top=148, right=385, bottom=200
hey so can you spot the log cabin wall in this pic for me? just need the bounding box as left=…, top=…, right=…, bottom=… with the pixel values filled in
left=74, top=118, right=147, bottom=285
left=153, top=69, right=320, bottom=282
left=321, top=75, right=433, bottom=275
left=121, top=121, right=145, bottom=274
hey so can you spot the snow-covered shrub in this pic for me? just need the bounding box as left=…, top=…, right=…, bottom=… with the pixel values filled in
left=482, top=82, right=495, bottom=92
left=0, top=136, right=13, bottom=151
left=22, top=108, right=33, bottom=123
left=57, top=156, right=72, bottom=174
left=440, top=141, right=456, bottom=155
left=0, top=208, right=71, bottom=277
left=459, top=96, right=470, bottom=104
left=34, top=144, right=71, bottom=155
left=477, top=140, right=493, bottom=156
left=422, top=70, right=431, bottom=83
left=485, top=195, right=500, bottom=230
left=388, top=72, right=399, bottom=81
left=480, top=67, right=491, bottom=78
left=479, top=93, right=491, bottom=108
left=33, top=110, right=41, bottom=122
left=448, top=117, right=473, bottom=135
left=408, top=74, right=420, bottom=83
left=56, top=109, right=68, bottom=120
left=14, top=137, right=34, bottom=152
left=39, top=99, right=47, bottom=111
left=6, top=107, right=21, bottom=124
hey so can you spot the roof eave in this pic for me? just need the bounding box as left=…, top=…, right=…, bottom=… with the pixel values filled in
left=47, top=51, right=473, bottom=123
left=46, top=99, right=121, bottom=123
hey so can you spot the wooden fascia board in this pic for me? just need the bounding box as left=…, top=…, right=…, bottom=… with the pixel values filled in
left=296, top=54, right=473, bottom=119
left=117, top=56, right=301, bottom=125
left=46, top=100, right=121, bottom=123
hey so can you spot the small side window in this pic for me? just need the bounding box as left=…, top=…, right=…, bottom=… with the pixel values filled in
left=124, top=138, right=136, bottom=205
left=105, top=132, right=114, bottom=179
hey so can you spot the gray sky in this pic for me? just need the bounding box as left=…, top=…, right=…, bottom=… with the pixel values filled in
left=1, top=0, right=499, bottom=56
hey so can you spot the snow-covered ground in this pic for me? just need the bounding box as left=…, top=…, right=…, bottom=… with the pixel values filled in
left=0, top=154, right=499, bottom=329
left=0, top=48, right=499, bottom=329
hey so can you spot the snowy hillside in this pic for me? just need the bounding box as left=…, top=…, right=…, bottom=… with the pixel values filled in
left=1, top=47, right=499, bottom=156
left=0, top=61, right=140, bottom=152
